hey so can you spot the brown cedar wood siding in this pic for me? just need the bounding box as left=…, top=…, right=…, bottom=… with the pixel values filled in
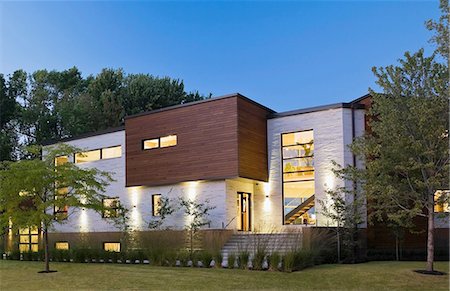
left=125, top=97, right=240, bottom=187
left=237, top=97, right=269, bottom=182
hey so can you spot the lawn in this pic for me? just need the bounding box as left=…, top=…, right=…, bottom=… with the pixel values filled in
left=0, top=260, right=448, bottom=290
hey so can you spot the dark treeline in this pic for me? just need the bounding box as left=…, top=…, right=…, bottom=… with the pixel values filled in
left=0, top=67, right=208, bottom=161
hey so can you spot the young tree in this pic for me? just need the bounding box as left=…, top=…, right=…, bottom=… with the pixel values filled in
left=179, top=197, right=215, bottom=257
left=0, top=144, right=127, bottom=273
left=319, top=163, right=365, bottom=263
left=353, top=49, right=449, bottom=272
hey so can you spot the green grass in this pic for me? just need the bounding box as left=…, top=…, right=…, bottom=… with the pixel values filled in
left=0, top=260, right=448, bottom=290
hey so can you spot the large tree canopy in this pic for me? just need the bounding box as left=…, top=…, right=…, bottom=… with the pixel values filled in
left=0, top=68, right=208, bottom=161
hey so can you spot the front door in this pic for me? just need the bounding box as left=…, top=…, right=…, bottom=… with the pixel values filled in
left=237, top=192, right=251, bottom=231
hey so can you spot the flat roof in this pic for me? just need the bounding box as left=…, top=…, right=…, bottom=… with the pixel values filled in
left=125, top=92, right=276, bottom=120
left=270, top=102, right=365, bottom=119
left=42, top=92, right=370, bottom=146
left=42, top=126, right=125, bottom=146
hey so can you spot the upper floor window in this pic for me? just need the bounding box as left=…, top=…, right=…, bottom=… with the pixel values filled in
left=102, top=146, right=122, bottom=160
left=143, top=135, right=177, bottom=150
left=75, top=149, right=101, bottom=164
left=55, top=155, right=69, bottom=166
left=434, top=190, right=449, bottom=213
left=75, top=146, right=122, bottom=164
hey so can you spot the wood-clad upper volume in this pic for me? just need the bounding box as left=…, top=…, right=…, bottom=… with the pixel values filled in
left=125, top=94, right=272, bottom=187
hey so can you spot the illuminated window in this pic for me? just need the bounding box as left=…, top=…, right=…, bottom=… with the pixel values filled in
left=143, top=135, right=177, bottom=150
left=54, top=187, right=69, bottom=220
left=434, top=190, right=449, bottom=213
left=55, top=155, right=69, bottom=166
left=282, top=130, right=315, bottom=225
left=75, top=149, right=101, bottom=164
left=19, top=227, right=39, bottom=253
left=160, top=135, right=177, bottom=148
left=55, top=242, right=69, bottom=250
left=104, top=242, right=121, bottom=252
left=143, top=139, right=159, bottom=150
left=102, top=146, right=122, bottom=159
left=152, top=194, right=162, bottom=216
left=102, top=198, right=120, bottom=218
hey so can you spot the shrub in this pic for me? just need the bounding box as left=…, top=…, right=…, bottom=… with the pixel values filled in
left=213, top=251, right=223, bottom=267
left=282, top=249, right=316, bottom=272
left=253, top=250, right=266, bottom=271
left=268, top=252, right=281, bottom=271
left=238, top=251, right=250, bottom=269
left=227, top=253, right=236, bottom=269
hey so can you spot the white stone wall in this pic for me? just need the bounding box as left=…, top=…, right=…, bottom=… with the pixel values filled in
left=45, top=131, right=229, bottom=233
left=266, top=107, right=366, bottom=229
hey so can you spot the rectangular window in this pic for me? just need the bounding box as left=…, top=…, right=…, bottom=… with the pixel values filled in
left=102, top=146, right=122, bottom=160
left=102, top=198, right=120, bottom=218
left=18, top=227, right=39, bottom=253
left=152, top=194, right=162, bottom=216
left=434, top=190, right=450, bottom=213
left=160, top=135, right=177, bottom=148
left=143, top=135, right=177, bottom=150
left=75, top=149, right=101, bottom=164
left=143, top=138, right=159, bottom=150
left=54, top=187, right=69, bottom=220
left=55, top=155, right=69, bottom=166
left=55, top=242, right=69, bottom=250
left=282, top=130, right=315, bottom=225
left=104, top=242, right=121, bottom=252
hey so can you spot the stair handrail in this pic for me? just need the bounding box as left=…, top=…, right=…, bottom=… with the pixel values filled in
left=222, top=216, right=236, bottom=229
left=284, top=194, right=315, bottom=222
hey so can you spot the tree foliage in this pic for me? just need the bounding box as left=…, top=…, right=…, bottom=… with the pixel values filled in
left=0, top=144, right=127, bottom=272
left=319, top=162, right=365, bottom=263
left=0, top=67, right=207, bottom=161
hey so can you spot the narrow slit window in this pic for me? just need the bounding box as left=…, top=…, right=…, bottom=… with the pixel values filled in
left=160, top=135, right=177, bottom=148
left=102, top=146, right=122, bottom=159
left=152, top=194, right=162, bottom=216
left=143, top=139, right=159, bottom=150
left=75, top=150, right=101, bottom=164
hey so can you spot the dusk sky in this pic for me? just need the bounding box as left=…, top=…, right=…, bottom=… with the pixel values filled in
left=0, top=1, right=439, bottom=112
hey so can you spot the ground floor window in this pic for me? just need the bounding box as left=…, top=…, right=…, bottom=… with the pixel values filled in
left=103, top=242, right=121, bottom=252
left=281, top=130, right=316, bottom=225
left=19, top=227, right=39, bottom=253
left=55, top=241, right=70, bottom=250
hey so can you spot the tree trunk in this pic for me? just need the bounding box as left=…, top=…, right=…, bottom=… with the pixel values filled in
left=426, top=210, right=434, bottom=272
left=395, top=235, right=399, bottom=261
left=337, top=230, right=341, bottom=263
left=44, top=224, right=50, bottom=272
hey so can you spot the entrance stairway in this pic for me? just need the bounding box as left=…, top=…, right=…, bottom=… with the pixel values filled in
left=284, top=195, right=315, bottom=224
left=221, top=232, right=303, bottom=266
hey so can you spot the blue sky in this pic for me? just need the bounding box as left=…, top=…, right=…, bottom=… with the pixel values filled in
left=0, top=1, right=439, bottom=112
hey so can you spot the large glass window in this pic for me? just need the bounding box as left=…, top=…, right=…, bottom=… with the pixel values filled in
left=282, top=130, right=315, bottom=225
left=102, top=198, right=120, bottom=218
left=19, top=227, right=39, bottom=253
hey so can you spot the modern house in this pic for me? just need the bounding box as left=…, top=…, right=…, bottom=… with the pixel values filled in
left=6, top=93, right=449, bottom=256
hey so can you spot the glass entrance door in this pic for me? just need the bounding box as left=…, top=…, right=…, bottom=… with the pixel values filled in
left=237, top=192, right=251, bottom=231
